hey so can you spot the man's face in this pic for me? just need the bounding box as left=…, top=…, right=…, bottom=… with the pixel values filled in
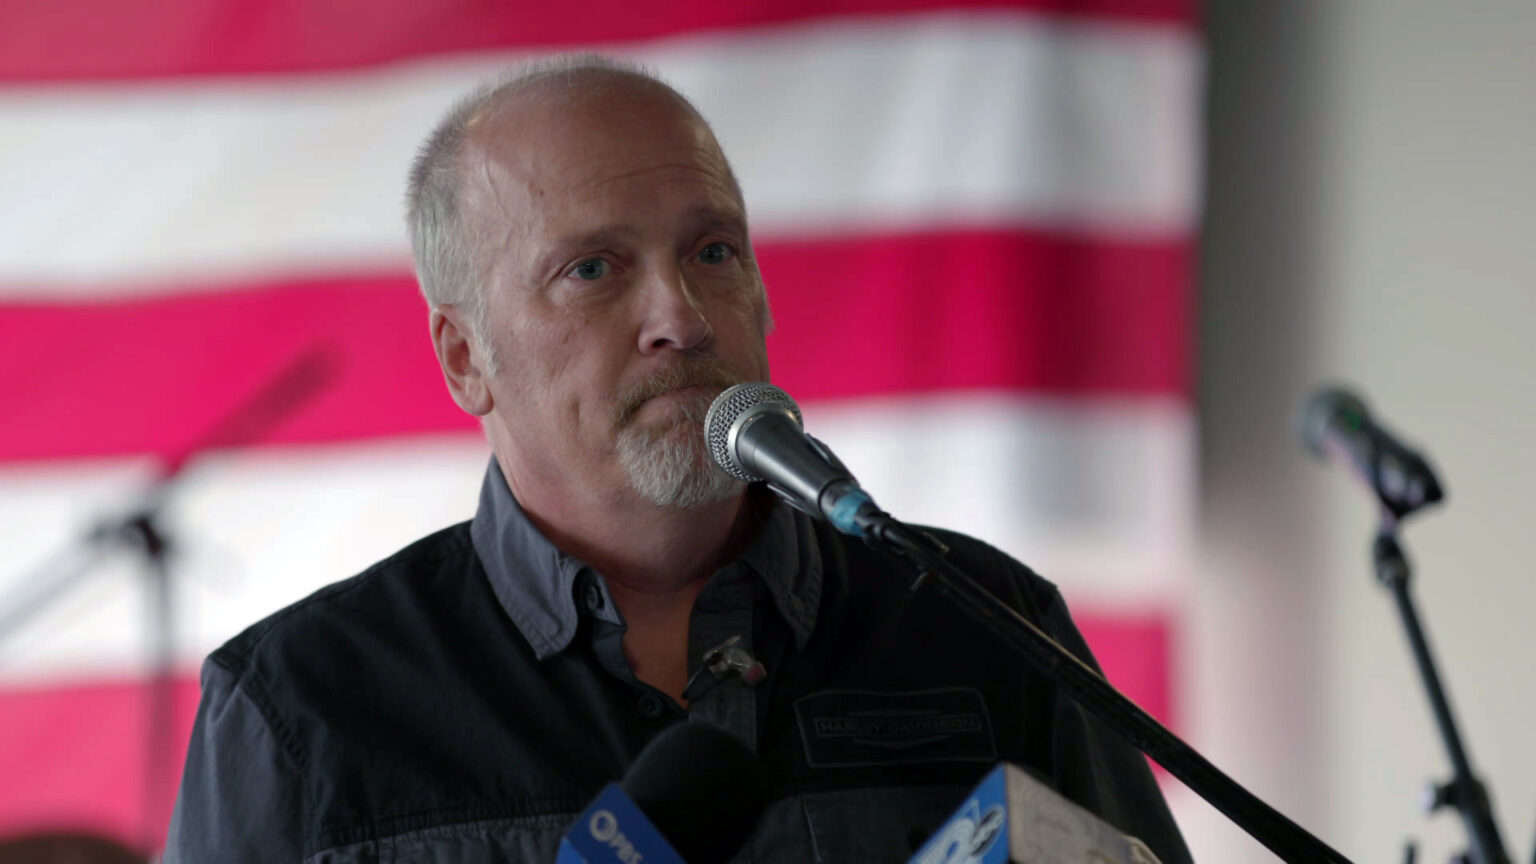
left=457, top=83, right=771, bottom=508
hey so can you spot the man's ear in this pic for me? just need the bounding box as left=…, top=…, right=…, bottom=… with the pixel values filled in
left=430, top=305, right=493, bottom=416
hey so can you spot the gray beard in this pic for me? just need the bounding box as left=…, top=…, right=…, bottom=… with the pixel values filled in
left=615, top=395, right=744, bottom=509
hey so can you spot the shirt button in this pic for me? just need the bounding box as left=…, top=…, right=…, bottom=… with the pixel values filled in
left=636, top=693, right=666, bottom=720
left=583, top=584, right=604, bottom=612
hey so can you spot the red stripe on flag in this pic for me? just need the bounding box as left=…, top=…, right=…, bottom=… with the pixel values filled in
left=761, top=230, right=1190, bottom=403
left=0, top=229, right=1187, bottom=463
left=1, top=0, right=1197, bottom=84
left=1076, top=610, right=1175, bottom=726
left=0, top=611, right=1173, bottom=845
left=0, top=676, right=199, bottom=850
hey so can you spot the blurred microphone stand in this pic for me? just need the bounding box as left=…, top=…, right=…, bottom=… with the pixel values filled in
left=1375, top=516, right=1512, bottom=864
left=0, top=347, right=335, bottom=856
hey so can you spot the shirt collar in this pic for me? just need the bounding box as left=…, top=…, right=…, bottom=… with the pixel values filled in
left=469, top=458, right=821, bottom=659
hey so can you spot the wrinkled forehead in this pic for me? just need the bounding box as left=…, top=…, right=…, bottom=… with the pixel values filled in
left=461, top=77, right=739, bottom=212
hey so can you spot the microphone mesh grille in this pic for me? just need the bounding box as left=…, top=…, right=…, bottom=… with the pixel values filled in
left=705, top=382, right=802, bottom=481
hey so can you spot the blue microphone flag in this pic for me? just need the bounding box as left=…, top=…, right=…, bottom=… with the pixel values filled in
left=555, top=782, right=686, bottom=864
left=907, top=764, right=1162, bottom=864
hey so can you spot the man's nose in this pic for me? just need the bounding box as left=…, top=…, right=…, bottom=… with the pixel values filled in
left=636, top=264, right=712, bottom=354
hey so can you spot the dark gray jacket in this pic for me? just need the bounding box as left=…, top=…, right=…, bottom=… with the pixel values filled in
left=164, top=463, right=1192, bottom=863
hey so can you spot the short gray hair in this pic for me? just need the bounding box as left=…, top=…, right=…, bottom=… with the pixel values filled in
left=404, top=55, right=720, bottom=365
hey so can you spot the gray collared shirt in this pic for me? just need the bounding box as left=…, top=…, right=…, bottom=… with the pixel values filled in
left=470, top=459, right=820, bottom=752
left=165, top=459, right=1192, bottom=863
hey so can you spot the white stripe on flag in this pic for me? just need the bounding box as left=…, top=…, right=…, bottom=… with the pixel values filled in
left=806, top=393, right=1193, bottom=604
left=0, top=396, right=1188, bottom=684
left=0, top=12, right=1198, bottom=294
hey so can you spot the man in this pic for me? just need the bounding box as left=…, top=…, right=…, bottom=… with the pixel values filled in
left=165, top=56, right=1193, bottom=863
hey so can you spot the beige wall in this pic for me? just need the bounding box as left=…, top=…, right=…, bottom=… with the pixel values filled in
left=1195, top=3, right=1536, bottom=861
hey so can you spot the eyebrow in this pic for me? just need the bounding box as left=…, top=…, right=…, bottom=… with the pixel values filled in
left=548, top=224, right=636, bottom=254
left=535, top=206, right=748, bottom=274
left=684, top=204, right=748, bottom=234
left=531, top=224, right=638, bottom=278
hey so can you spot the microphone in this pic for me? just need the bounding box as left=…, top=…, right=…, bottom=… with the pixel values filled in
left=908, top=763, right=1163, bottom=864
left=704, top=382, right=883, bottom=537
left=1299, top=386, right=1445, bottom=519
left=556, top=722, right=765, bottom=864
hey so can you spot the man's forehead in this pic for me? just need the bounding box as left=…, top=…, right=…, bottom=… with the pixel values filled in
left=458, top=79, right=740, bottom=227
left=466, top=76, right=724, bottom=175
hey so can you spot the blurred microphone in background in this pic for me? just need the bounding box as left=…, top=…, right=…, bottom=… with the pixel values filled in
left=1301, top=386, right=1444, bottom=520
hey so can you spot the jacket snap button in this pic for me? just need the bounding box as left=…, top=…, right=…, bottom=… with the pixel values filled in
left=636, top=693, right=666, bottom=720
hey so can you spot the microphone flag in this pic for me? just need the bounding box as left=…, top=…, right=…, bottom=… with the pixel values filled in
left=555, top=782, right=685, bottom=864
left=908, top=764, right=1162, bottom=864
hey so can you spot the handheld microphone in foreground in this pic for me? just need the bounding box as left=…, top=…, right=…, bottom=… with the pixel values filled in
left=1299, top=386, right=1444, bottom=520
left=556, top=722, right=766, bottom=864
left=908, top=763, right=1162, bottom=864
left=705, top=382, right=884, bottom=537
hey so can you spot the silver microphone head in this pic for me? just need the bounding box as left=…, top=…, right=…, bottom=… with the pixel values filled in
left=704, top=382, right=803, bottom=481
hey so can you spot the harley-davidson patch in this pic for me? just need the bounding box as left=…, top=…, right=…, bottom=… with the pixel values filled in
left=794, top=688, right=998, bottom=768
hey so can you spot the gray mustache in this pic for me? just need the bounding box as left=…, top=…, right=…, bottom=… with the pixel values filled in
left=615, top=358, right=743, bottom=429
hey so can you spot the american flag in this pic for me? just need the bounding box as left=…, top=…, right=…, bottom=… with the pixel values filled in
left=0, top=0, right=1200, bottom=854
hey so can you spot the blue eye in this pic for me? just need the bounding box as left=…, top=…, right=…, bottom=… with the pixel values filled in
left=572, top=259, right=610, bottom=281
left=698, top=242, right=734, bottom=264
